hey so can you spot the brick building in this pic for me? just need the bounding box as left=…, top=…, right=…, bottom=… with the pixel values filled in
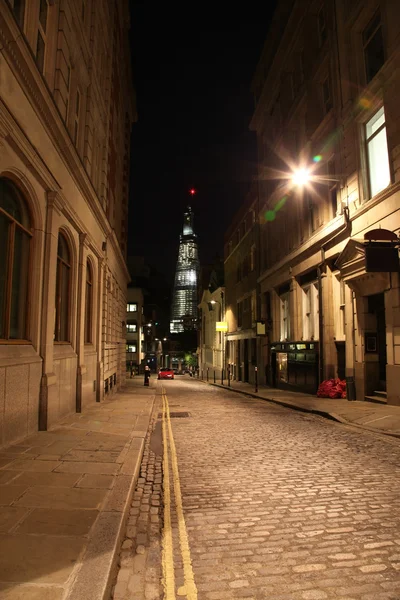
left=244, top=0, right=400, bottom=403
left=0, top=0, right=136, bottom=446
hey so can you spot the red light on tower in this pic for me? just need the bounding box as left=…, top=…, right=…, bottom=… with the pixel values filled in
left=189, top=188, right=196, bottom=196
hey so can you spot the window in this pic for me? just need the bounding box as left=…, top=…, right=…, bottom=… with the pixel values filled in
left=302, top=284, right=319, bottom=340
left=36, top=0, right=48, bottom=74
left=127, top=344, right=137, bottom=353
left=363, top=11, right=385, bottom=83
left=327, top=158, right=338, bottom=216
left=251, top=291, right=256, bottom=323
left=322, top=77, right=332, bottom=114
left=84, top=260, right=92, bottom=343
left=280, top=293, right=290, bottom=341
left=0, top=179, right=32, bottom=341
left=127, top=303, right=137, bottom=312
left=318, top=5, right=327, bottom=46
left=366, top=107, right=390, bottom=198
left=55, top=232, right=71, bottom=342
left=10, top=0, right=26, bottom=28
left=237, top=301, right=243, bottom=328
left=250, top=244, right=256, bottom=271
left=73, top=90, right=80, bottom=146
left=236, top=260, right=241, bottom=283
left=127, top=323, right=137, bottom=333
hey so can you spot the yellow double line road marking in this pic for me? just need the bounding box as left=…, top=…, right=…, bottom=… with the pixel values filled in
left=161, top=388, right=197, bottom=600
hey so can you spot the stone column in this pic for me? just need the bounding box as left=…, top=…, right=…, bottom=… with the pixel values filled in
left=385, top=273, right=400, bottom=405
left=96, top=257, right=105, bottom=402
left=75, top=233, right=89, bottom=412
left=39, top=191, right=63, bottom=430
left=321, top=267, right=337, bottom=380
left=290, top=277, right=302, bottom=341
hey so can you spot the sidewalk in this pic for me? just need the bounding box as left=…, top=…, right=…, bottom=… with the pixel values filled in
left=0, top=377, right=157, bottom=600
left=204, top=378, right=400, bottom=439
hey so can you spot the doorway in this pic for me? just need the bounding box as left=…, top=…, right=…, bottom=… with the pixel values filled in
left=368, top=293, right=387, bottom=390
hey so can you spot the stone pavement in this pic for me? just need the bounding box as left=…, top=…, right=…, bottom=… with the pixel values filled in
left=203, top=378, right=400, bottom=439
left=0, top=376, right=157, bottom=600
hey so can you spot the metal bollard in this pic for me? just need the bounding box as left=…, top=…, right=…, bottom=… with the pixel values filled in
left=207, top=368, right=209, bottom=382
left=255, top=366, right=258, bottom=393
left=228, top=367, right=230, bottom=387
left=221, top=369, right=224, bottom=385
left=213, top=370, right=216, bottom=383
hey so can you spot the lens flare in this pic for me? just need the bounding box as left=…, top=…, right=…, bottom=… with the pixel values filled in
left=265, top=210, right=276, bottom=222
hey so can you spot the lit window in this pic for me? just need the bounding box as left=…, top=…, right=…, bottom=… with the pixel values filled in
left=366, top=107, right=390, bottom=198
left=127, top=303, right=137, bottom=312
left=0, top=178, right=32, bottom=340
left=55, top=232, right=71, bottom=342
left=127, top=323, right=137, bottom=332
left=127, top=344, right=137, bottom=353
left=363, top=11, right=385, bottom=83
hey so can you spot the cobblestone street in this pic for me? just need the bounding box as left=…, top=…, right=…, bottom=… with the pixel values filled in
left=111, top=378, right=400, bottom=600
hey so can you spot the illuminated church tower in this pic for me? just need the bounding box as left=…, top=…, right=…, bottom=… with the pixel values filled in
left=170, top=205, right=200, bottom=333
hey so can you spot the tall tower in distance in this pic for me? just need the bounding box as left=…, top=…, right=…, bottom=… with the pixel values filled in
left=170, top=203, right=200, bottom=333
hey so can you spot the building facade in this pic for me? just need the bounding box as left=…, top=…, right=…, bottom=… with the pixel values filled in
left=126, top=287, right=144, bottom=373
left=198, top=286, right=225, bottom=377
left=0, top=0, right=136, bottom=447
left=247, top=0, right=400, bottom=403
left=224, top=185, right=260, bottom=385
left=170, top=206, right=200, bottom=333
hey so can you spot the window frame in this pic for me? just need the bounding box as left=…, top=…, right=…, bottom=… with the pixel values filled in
left=0, top=179, right=33, bottom=343
left=127, top=302, right=137, bottom=312
left=54, top=231, right=71, bottom=343
left=84, top=259, right=93, bottom=344
left=365, top=106, right=391, bottom=199
left=36, top=0, right=48, bottom=74
left=362, top=10, right=385, bottom=84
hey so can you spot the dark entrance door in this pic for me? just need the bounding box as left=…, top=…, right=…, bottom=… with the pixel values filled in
left=368, top=293, right=387, bottom=390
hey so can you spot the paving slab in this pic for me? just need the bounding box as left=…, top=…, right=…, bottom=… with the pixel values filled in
left=0, top=584, right=64, bottom=600
left=15, top=508, right=98, bottom=536
left=0, top=377, right=157, bottom=600
left=13, top=485, right=107, bottom=509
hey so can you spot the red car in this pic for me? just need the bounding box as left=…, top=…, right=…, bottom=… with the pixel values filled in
left=158, top=367, right=174, bottom=380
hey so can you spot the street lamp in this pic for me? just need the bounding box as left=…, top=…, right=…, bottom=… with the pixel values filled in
left=292, top=168, right=311, bottom=186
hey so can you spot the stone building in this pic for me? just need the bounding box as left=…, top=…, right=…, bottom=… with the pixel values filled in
left=224, top=185, right=260, bottom=385
left=126, top=287, right=144, bottom=375
left=0, top=0, right=136, bottom=447
left=247, top=0, right=400, bottom=403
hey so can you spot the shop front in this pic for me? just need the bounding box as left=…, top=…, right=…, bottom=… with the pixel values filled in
left=270, top=341, right=319, bottom=394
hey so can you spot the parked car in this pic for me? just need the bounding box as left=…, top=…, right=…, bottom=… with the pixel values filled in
left=158, top=367, right=174, bottom=380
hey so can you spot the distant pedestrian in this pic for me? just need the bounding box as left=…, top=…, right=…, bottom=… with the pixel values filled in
left=130, top=361, right=134, bottom=378
left=144, top=365, right=151, bottom=386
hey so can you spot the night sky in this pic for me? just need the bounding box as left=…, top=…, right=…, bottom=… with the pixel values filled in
left=128, top=4, right=278, bottom=285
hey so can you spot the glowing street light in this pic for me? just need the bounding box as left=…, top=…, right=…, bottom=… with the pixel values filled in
left=292, top=168, right=310, bottom=186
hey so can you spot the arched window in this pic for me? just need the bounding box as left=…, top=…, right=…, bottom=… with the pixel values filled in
left=0, top=178, right=32, bottom=341
left=84, top=259, right=93, bottom=343
left=55, top=232, right=71, bottom=342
